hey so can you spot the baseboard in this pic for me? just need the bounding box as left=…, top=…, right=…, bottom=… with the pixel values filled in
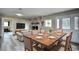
left=71, top=42, right=79, bottom=45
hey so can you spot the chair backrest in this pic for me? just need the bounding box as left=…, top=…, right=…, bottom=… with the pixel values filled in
left=23, top=36, right=33, bottom=51
left=64, top=36, right=70, bottom=51
left=40, top=30, right=45, bottom=33
left=22, top=31, right=32, bottom=36
left=16, top=32, right=23, bottom=36
left=56, top=29, right=63, bottom=33
left=32, top=30, right=39, bottom=35
left=64, top=32, right=73, bottom=51
left=70, top=32, right=73, bottom=41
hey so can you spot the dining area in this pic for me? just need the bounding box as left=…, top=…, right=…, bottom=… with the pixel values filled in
left=16, top=29, right=73, bottom=51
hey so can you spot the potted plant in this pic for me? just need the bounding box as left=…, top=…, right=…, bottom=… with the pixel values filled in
left=49, top=29, right=52, bottom=33
left=48, top=28, right=52, bottom=35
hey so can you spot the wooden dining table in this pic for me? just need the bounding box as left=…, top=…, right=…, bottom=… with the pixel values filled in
left=23, top=31, right=66, bottom=48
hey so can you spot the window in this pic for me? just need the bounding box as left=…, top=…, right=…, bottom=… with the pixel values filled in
left=74, top=17, right=78, bottom=30
left=57, top=19, right=60, bottom=29
left=4, top=21, right=9, bottom=26
left=62, top=18, right=70, bottom=29
left=45, top=20, right=52, bottom=27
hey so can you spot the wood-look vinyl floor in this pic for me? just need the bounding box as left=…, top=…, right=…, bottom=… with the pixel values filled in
left=0, top=32, right=79, bottom=51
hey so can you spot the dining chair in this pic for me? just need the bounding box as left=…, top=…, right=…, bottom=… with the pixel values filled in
left=60, top=32, right=73, bottom=51
left=56, top=28, right=63, bottom=32
left=23, top=36, right=33, bottom=51
left=49, top=32, right=73, bottom=51
left=40, top=29, right=45, bottom=34
left=23, top=35, right=43, bottom=51
left=32, top=30, right=40, bottom=35
left=16, top=32, right=24, bottom=42
left=64, top=36, right=71, bottom=51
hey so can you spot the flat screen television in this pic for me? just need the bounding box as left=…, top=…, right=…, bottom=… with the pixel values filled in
left=16, top=23, right=25, bottom=29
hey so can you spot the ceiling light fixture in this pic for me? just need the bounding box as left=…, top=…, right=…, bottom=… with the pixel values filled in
left=16, top=8, right=23, bottom=16
left=16, top=13, right=23, bottom=16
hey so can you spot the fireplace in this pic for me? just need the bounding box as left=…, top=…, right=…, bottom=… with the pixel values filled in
left=32, top=26, right=38, bottom=30
left=31, top=22, right=39, bottom=30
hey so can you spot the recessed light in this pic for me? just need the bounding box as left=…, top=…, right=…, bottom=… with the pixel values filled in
left=16, top=13, right=23, bottom=16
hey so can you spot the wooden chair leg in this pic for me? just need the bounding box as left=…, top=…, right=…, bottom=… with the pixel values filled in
left=69, top=45, right=72, bottom=51
left=25, top=48, right=26, bottom=51
left=64, top=45, right=69, bottom=51
left=24, top=46, right=27, bottom=51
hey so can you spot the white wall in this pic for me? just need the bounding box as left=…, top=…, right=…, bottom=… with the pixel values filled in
left=3, top=17, right=30, bottom=33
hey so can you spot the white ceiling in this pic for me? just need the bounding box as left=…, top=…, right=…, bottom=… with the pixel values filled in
left=0, top=8, right=75, bottom=18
